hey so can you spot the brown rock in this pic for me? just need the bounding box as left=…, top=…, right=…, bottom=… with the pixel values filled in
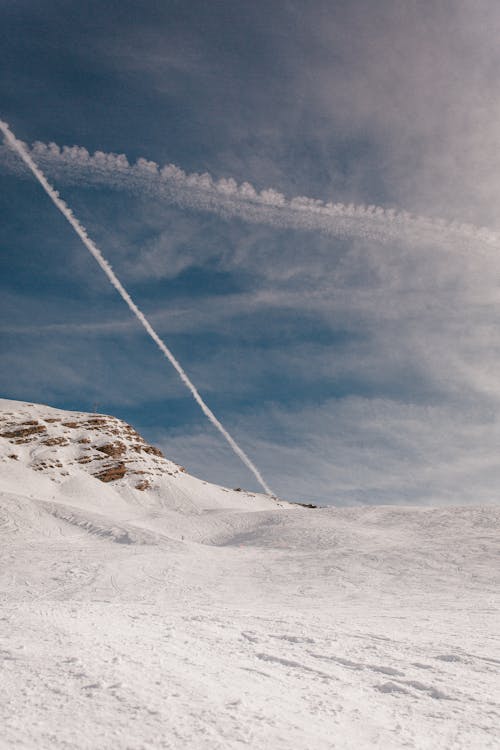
left=94, top=463, right=127, bottom=483
left=1, top=425, right=47, bottom=439
left=96, top=442, right=127, bottom=458
left=139, top=445, right=164, bottom=457
left=42, top=437, right=69, bottom=447
left=84, top=418, right=108, bottom=427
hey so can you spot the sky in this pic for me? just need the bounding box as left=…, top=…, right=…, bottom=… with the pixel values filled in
left=2, top=0, right=500, bottom=505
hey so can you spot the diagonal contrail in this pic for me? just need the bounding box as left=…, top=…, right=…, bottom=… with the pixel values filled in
left=0, top=119, right=274, bottom=496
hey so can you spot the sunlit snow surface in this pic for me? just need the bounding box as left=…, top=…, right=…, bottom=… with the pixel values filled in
left=0, top=399, right=499, bottom=749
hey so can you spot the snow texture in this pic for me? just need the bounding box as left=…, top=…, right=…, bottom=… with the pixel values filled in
left=0, top=398, right=499, bottom=749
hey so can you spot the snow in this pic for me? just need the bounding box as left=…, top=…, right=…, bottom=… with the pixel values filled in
left=0, top=398, right=499, bottom=749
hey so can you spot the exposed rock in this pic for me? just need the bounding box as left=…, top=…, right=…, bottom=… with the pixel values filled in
left=0, top=404, right=190, bottom=491
left=141, top=445, right=164, bottom=457
left=84, top=418, right=108, bottom=427
left=96, top=442, right=127, bottom=458
left=1, top=424, right=47, bottom=439
left=42, top=437, right=69, bottom=447
left=94, top=463, right=127, bottom=483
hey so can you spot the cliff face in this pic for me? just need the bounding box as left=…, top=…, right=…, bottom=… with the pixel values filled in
left=0, top=401, right=186, bottom=491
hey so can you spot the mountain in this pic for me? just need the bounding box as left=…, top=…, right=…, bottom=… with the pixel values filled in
left=0, top=398, right=498, bottom=750
left=0, top=398, right=289, bottom=544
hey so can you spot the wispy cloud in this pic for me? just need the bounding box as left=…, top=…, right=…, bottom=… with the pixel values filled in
left=295, top=2, right=500, bottom=227
left=0, top=119, right=273, bottom=495
left=3, top=3, right=500, bottom=506
left=158, top=397, right=500, bottom=506
left=1, top=138, right=497, bottom=254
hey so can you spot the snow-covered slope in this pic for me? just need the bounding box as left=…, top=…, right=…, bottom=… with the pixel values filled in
left=0, top=398, right=284, bottom=511
left=0, top=398, right=499, bottom=749
left=0, top=398, right=289, bottom=544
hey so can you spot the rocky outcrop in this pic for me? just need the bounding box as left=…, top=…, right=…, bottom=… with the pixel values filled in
left=1, top=422, right=47, bottom=441
left=0, top=405, right=184, bottom=489
left=94, top=463, right=127, bottom=483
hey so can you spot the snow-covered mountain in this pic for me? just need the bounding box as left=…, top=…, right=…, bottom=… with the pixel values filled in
left=1, top=398, right=499, bottom=749
left=0, top=397, right=286, bottom=510
left=0, top=398, right=290, bottom=545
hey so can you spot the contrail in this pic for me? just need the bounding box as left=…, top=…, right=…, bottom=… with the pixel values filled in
left=0, top=119, right=274, bottom=496
left=1, top=139, right=499, bottom=252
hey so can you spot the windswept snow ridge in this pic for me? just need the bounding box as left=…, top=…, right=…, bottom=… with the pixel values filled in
left=1, top=398, right=499, bottom=749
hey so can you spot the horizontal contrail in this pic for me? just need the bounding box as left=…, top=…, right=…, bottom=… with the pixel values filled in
left=0, top=119, right=274, bottom=496
left=1, top=139, right=498, bottom=252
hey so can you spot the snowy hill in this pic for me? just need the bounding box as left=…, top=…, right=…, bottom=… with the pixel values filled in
left=0, top=398, right=289, bottom=545
left=0, top=398, right=499, bottom=749
left=0, top=397, right=285, bottom=510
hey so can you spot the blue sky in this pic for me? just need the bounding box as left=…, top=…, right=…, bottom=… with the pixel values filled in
left=2, top=1, right=500, bottom=505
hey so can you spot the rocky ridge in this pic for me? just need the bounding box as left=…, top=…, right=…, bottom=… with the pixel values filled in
left=0, top=402, right=188, bottom=492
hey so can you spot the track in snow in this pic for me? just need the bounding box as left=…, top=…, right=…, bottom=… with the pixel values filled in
left=0, top=489, right=499, bottom=750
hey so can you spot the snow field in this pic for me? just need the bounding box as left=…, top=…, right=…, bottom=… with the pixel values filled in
left=0, top=400, right=499, bottom=748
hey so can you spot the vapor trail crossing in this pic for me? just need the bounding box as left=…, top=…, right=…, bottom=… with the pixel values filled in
left=0, top=119, right=274, bottom=496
